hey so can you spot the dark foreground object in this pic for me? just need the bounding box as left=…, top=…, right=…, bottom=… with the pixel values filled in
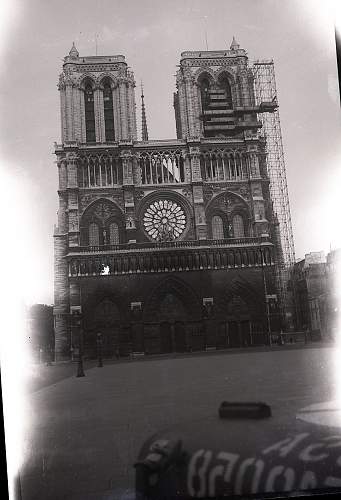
left=219, top=401, right=272, bottom=420
left=135, top=404, right=341, bottom=499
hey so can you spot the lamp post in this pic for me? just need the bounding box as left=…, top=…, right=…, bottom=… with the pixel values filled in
left=262, top=257, right=272, bottom=347
left=97, top=332, right=103, bottom=367
left=74, top=310, right=85, bottom=377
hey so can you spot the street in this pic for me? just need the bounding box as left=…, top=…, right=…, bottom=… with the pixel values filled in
left=19, top=344, right=340, bottom=499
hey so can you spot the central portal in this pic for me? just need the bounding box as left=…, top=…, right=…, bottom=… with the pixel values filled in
left=158, top=293, right=188, bottom=353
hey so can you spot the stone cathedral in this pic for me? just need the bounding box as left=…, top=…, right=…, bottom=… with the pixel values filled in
left=53, top=39, right=284, bottom=360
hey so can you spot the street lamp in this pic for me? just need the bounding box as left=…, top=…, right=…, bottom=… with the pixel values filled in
left=261, top=254, right=272, bottom=347
left=97, top=332, right=103, bottom=367
left=73, top=310, right=85, bottom=377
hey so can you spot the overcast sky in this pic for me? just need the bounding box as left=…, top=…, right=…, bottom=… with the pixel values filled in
left=1, top=0, right=341, bottom=306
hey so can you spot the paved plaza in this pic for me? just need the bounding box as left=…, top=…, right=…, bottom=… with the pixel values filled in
left=19, top=344, right=340, bottom=499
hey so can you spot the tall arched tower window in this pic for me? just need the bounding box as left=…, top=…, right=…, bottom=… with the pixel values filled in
left=212, top=215, right=224, bottom=239
left=103, top=81, right=115, bottom=141
left=200, top=78, right=211, bottom=112
left=109, top=222, right=119, bottom=245
left=89, top=222, right=99, bottom=246
left=85, top=84, right=96, bottom=143
left=232, top=215, right=245, bottom=238
left=219, top=76, right=233, bottom=109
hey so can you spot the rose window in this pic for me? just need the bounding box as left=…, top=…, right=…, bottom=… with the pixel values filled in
left=143, top=200, right=186, bottom=241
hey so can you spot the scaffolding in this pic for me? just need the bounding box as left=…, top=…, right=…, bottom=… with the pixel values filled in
left=252, top=60, right=295, bottom=325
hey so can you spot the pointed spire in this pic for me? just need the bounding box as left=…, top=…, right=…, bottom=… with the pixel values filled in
left=230, top=36, right=240, bottom=51
left=141, top=82, right=149, bottom=141
left=69, top=42, right=79, bottom=58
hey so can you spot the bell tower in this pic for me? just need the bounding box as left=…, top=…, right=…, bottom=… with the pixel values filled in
left=58, top=42, right=137, bottom=143
left=173, top=38, right=258, bottom=140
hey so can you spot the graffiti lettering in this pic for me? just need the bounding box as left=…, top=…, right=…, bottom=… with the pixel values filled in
left=187, top=449, right=213, bottom=498
left=186, top=434, right=341, bottom=498
left=300, top=471, right=317, bottom=490
left=265, top=466, right=295, bottom=492
left=208, top=452, right=239, bottom=497
left=234, top=458, right=265, bottom=495
left=262, top=433, right=309, bottom=458
left=323, top=435, right=341, bottom=450
left=299, top=443, right=329, bottom=463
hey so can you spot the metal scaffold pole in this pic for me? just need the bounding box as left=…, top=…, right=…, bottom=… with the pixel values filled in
left=252, top=60, right=295, bottom=328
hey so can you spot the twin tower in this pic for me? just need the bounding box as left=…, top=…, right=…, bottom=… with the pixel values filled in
left=58, top=38, right=261, bottom=143
left=53, top=39, right=292, bottom=360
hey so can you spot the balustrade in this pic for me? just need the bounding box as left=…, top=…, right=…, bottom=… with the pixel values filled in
left=135, top=151, right=186, bottom=185
left=200, top=150, right=250, bottom=182
left=78, top=154, right=121, bottom=187
left=68, top=243, right=274, bottom=277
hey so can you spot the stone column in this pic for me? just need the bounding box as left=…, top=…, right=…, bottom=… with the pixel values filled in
left=113, top=83, right=121, bottom=141
left=53, top=252, right=69, bottom=360
left=184, top=73, right=196, bottom=138
left=193, top=83, right=203, bottom=137
left=239, top=70, right=250, bottom=107
left=65, top=83, right=74, bottom=141
left=73, top=87, right=82, bottom=142
left=119, top=79, right=129, bottom=140
left=122, top=152, right=136, bottom=241
left=97, top=86, right=106, bottom=143
left=127, top=79, right=137, bottom=140
left=176, top=73, right=189, bottom=139
left=54, top=201, right=70, bottom=359
left=59, top=87, right=67, bottom=143
left=94, top=87, right=103, bottom=143
left=189, top=145, right=207, bottom=240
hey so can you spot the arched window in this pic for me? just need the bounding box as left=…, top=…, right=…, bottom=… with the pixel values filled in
left=200, top=78, right=211, bottom=111
left=85, top=84, right=95, bottom=143
left=103, top=82, right=115, bottom=141
left=89, top=222, right=99, bottom=246
left=109, top=222, right=120, bottom=245
left=212, top=215, right=224, bottom=239
left=233, top=215, right=245, bottom=238
left=219, top=77, right=233, bottom=109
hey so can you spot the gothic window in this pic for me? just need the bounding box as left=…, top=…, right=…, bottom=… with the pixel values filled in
left=109, top=222, right=120, bottom=245
left=85, top=84, right=96, bottom=143
left=89, top=222, right=99, bottom=246
left=103, top=82, right=115, bottom=141
left=219, top=76, right=233, bottom=109
left=200, top=78, right=211, bottom=111
left=235, top=155, right=241, bottom=178
left=212, top=215, right=224, bottom=239
left=143, top=199, right=186, bottom=241
left=139, top=152, right=185, bottom=185
left=233, top=214, right=245, bottom=238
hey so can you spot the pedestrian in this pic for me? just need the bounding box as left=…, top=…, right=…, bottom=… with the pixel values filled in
left=115, top=346, right=120, bottom=360
left=279, top=330, right=284, bottom=345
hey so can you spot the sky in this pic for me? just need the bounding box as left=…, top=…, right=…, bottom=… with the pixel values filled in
left=1, top=0, right=341, bottom=306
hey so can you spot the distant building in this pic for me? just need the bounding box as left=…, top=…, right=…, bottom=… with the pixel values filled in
left=53, top=40, right=294, bottom=360
left=326, top=249, right=341, bottom=340
left=291, top=250, right=341, bottom=340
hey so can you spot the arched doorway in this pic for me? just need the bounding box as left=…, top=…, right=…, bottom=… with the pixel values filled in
left=87, top=298, right=121, bottom=357
left=158, top=293, right=188, bottom=353
left=144, top=278, right=200, bottom=354
left=224, top=295, right=251, bottom=348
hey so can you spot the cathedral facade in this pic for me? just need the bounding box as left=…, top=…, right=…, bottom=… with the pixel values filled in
left=53, top=40, right=284, bottom=360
